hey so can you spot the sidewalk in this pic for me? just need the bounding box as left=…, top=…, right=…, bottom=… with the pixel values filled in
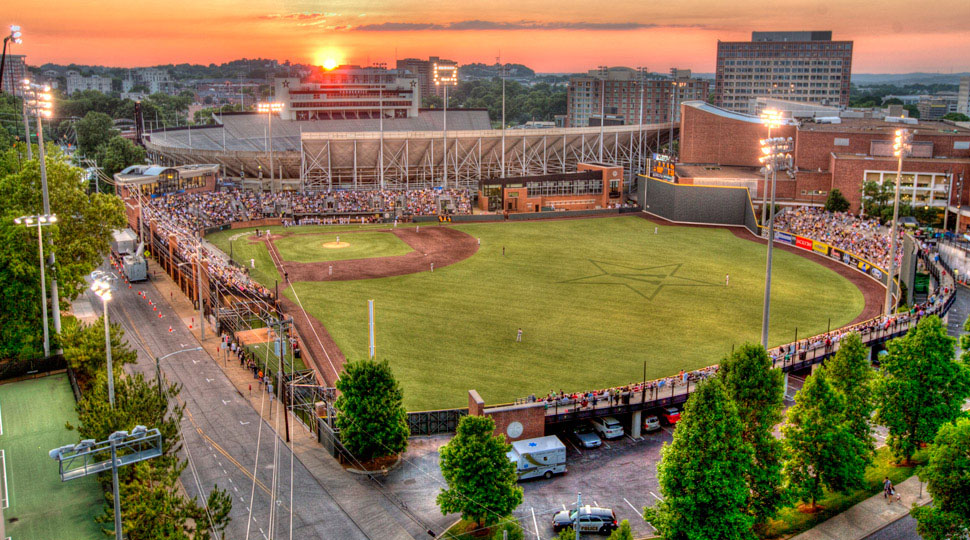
left=145, top=258, right=417, bottom=540
left=791, top=476, right=929, bottom=540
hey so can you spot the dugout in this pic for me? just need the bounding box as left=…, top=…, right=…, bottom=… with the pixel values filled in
left=477, top=163, right=624, bottom=213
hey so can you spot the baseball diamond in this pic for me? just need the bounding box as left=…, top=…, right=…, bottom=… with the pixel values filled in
left=207, top=214, right=873, bottom=410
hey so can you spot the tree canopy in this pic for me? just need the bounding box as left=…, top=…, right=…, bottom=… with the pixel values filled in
left=334, top=359, right=410, bottom=461
left=75, top=111, right=118, bottom=156
left=437, top=415, right=523, bottom=528
left=824, top=189, right=851, bottom=213
left=874, top=316, right=970, bottom=463
left=718, top=343, right=787, bottom=529
left=644, top=378, right=754, bottom=540
left=825, top=333, right=876, bottom=466
left=423, top=78, right=566, bottom=126
left=910, top=417, right=970, bottom=540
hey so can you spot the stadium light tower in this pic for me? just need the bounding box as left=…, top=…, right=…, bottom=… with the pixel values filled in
left=90, top=271, right=118, bottom=408
left=22, top=79, right=62, bottom=339
left=14, top=213, right=57, bottom=358
left=637, top=67, right=648, bottom=175
left=598, top=65, right=608, bottom=162
left=759, top=109, right=784, bottom=232
left=758, top=130, right=794, bottom=348
left=433, top=62, right=458, bottom=188
left=0, top=25, right=22, bottom=93
left=884, top=128, right=912, bottom=315
left=257, top=101, right=283, bottom=193
left=50, top=426, right=163, bottom=540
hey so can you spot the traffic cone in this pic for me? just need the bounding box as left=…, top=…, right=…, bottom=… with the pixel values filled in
left=168, top=326, right=173, bottom=333
left=158, top=313, right=162, bottom=318
left=153, top=306, right=157, bottom=311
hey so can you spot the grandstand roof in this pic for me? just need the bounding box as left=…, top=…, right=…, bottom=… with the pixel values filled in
left=145, top=109, right=492, bottom=153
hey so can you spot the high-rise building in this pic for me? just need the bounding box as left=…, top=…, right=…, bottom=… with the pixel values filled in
left=65, top=69, right=113, bottom=94
left=1, top=54, right=27, bottom=94
left=714, top=31, right=852, bottom=113
left=566, top=67, right=709, bottom=128
left=958, top=76, right=969, bottom=116
left=274, top=65, right=420, bottom=121
left=395, top=56, right=457, bottom=100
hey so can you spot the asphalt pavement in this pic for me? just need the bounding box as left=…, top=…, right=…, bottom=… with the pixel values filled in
left=78, top=267, right=374, bottom=540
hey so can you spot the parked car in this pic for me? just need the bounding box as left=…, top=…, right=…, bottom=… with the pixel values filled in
left=590, top=416, right=624, bottom=439
left=552, top=506, right=618, bottom=534
left=658, top=407, right=681, bottom=426
left=571, top=423, right=602, bottom=449
left=643, top=415, right=661, bottom=433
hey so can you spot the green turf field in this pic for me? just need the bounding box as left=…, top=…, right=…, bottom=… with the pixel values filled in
left=0, top=374, right=103, bottom=539
left=273, top=231, right=413, bottom=263
left=266, top=217, right=865, bottom=409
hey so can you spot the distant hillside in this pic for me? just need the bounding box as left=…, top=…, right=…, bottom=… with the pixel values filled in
left=851, top=73, right=970, bottom=86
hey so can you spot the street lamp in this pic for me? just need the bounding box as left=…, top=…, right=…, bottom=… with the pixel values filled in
left=22, top=79, right=62, bottom=340
left=0, top=25, right=22, bottom=93
left=759, top=134, right=794, bottom=348
left=433, top=62, right=458, bottom=188
left=257, top=102, right=283, bottom=193
left=884, top=128, right=913, bottom=315
left=155, top=347, right=202, bottom=399
left=91, top=270, right=117, bottom=408
left=759, top=109, right=784, bottom=232
left=50, top=426, right=163, bottom=540
left=14, top=213, right=57, bottom=357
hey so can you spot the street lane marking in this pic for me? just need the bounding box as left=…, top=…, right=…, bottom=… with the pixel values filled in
left=623, top=497, right=640, bottom=515
left=650, top=491, right=664, bottom=502
left=222, top=399, right=231, bottom=405
left=240, top=421, right=250, bottom=425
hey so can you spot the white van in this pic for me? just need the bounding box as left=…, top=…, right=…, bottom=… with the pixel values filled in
left=590, top=416, right=624, bottom=439
left=507, top=435, right=567, bottom=480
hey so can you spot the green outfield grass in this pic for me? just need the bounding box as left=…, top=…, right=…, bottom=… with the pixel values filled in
left=270, top=216, right=865, bottom=410
left=0, top=374, right=103, bottom=539
left=273, top=231, right=413, bottom=263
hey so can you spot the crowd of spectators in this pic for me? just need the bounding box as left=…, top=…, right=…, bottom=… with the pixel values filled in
left=772, top=206, right=903, bottom=270
left=146, top=188, right=472, bottom=232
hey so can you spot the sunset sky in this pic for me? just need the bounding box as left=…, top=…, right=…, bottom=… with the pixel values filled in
left=6, top=0, right=970, bottom=74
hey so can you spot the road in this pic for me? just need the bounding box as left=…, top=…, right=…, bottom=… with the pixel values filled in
left=81, top=270, right=371, bottom=540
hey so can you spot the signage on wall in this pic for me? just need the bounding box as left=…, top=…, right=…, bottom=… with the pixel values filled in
left=650, top=153, right=675, bottom=181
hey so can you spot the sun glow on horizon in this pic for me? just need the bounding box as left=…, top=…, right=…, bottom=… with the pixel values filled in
left=313, top=48, right=344, bottom=70
left=322, top=58, right=337, bottom=70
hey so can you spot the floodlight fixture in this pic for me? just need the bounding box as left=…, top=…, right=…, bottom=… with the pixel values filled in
left=432, top=63, right=458, bottom=86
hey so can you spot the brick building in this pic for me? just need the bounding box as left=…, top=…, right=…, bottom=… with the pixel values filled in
left=678, top=101, right=970, bottom=224
left=1, top=54, right=27, bottom=94
left=714, top=31, right=852, bottom=114
left=566, top=67, right=708, bottom=128
left=395, top=56, right=457, bottom=100
left=477, top=163, right=624, bottom=213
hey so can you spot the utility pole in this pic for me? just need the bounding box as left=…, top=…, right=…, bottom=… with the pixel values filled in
left=575, top=492, right=582, bottom=540
left=22, top=100, right=32, bottom=160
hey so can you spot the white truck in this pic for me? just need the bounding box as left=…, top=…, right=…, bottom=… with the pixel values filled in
left=507, top=435, right=567, bottom=480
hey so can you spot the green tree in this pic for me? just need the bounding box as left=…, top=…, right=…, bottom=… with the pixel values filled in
left=718, top=343, right=787, bottom=529
left=61, top=316, right=136, bottom=386
left=643, top=379, right=754, bottom=540
left=334, top=359, right=409, bottom=461
left=824, top=189, right=851, bottom=213
left=554, top=526, right=574, bottom=540
left=825, top=333, right=876, bottom=465
left=608, top=519, right=634, bottom=540
left=910, top=417, right=970, bottom=540
left=437, top=415, right=523, bottom=529
left=783, top=370, right=867, bottom=510
left=874, top=316, right=970, bottom=464
left=96, top=135, right=146, bottom=178
left=75, top=111, right=119, bottom=156
left=942, top=112, right=970, bottom=122
left=0, top=146, right=126, bottom=359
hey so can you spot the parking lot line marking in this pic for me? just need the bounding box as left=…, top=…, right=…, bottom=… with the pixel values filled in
left=593, top=500, right=599, bottom=507
left=565, top=438, right=583, bottom=456
left=650, top=491, right=664, bottom=502
left=660, top=427, right=675, bottom=436
left=531, top=507, right=541, bottom=540
left=623, top=497, right=640, bottom=516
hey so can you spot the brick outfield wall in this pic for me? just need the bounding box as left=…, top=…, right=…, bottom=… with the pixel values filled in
left=468, top=390, right=546, bottom=442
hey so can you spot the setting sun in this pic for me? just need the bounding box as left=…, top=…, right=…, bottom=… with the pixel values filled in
left=322, top=58, right=338, bottom=70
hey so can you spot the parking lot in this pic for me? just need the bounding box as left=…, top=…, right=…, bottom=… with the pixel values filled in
left=381, top=415, right=678, bottom=539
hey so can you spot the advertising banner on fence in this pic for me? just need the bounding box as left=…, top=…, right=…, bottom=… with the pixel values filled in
left=775, top=231, right=795, bottom=245
left=812, top=241, right=830, bottom=256
left=795, top=236, right=813, bottom=251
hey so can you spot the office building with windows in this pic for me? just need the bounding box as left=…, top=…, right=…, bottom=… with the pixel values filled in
left=714, top=31, right=852, bottom=113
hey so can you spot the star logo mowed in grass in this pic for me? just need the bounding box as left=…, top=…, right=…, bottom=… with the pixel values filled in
left=561, top=260, right=721, bottom=300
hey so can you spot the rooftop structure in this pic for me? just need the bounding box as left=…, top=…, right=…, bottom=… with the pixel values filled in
left=273, top=65, right=421, bottom=121
left=566, top=67, right=708, bottom=127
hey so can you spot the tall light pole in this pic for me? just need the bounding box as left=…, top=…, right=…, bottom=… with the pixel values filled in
left=433, top=62, right=458, bottom=188
left=22, top=79, right=61, bottom=337
left=14, top=213, right=57, bottom=357
left=668, top=80, right=687, bottom=157
left=598, top=65, right=608, bottom=162
left=375, top=62, right=387, bottom=189
left=91, top=271, right=117, bottom=408
left=758, top=129, right=793, bottom=348
left=759, top=109, right=782, bottom=232
left=0, top=25, right=23, bottom=94
left=500, top=58, right=507, bottom=178
left=257, top=102, right=283, bottom=193
left=155, top=347, right=202, bottom=399
left=637, top=67, right=647, bottom=176
left=884, top=128, right=912, bottom=315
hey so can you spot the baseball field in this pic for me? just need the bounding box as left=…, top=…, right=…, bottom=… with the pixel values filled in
left=208, top=216, right=866, bottom=410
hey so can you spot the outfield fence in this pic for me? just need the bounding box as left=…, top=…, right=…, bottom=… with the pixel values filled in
left=0, top=355, right=67, bottom=382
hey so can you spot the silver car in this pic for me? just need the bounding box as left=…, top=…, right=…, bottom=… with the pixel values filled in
left=571, top=423, right=602, bottom=448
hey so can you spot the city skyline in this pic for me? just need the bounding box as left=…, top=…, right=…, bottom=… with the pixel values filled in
left=5, top=0, right=970, bottom=74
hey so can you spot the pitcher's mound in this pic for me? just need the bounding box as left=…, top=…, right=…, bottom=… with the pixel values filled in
left=322, top=241, right=351, bottom=249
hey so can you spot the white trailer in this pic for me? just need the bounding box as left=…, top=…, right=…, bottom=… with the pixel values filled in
left=507, top=435, right=567, bottom=480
